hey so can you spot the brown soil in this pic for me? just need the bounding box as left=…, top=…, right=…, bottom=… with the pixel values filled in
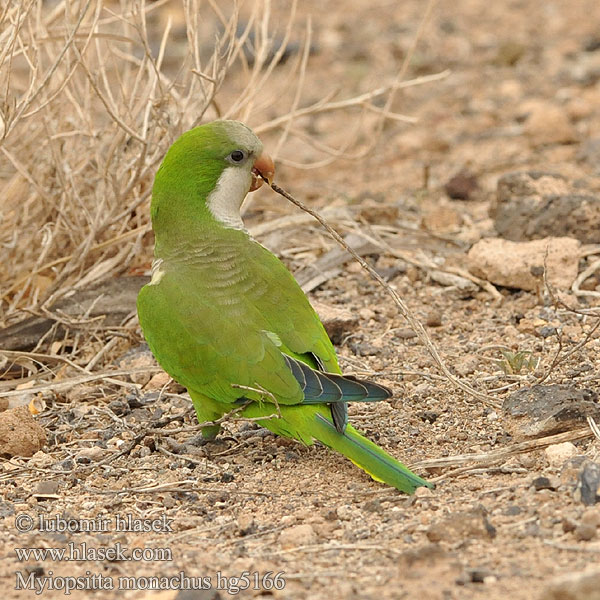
left=2, top=1, right=600, bottom=599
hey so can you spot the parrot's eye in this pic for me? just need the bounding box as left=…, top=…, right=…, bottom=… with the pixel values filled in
left=228, top=150, right=247, bottom=163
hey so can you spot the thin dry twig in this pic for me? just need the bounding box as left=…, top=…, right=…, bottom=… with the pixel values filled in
left=413, top=427, right=592, bottom=473
left=0, top=367, right=160, bottom=398
left=351, top=226, right=503, bottom=302
left=266, top=180, right=500, bottom=409
left=537, top=257, right=600, bottom=384
left=572, top=258, right=600, bottom=299
left=587, top=416, right=600, bottom=442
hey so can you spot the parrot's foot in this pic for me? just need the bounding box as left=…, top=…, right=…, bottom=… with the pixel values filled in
left=200, top=424, right=222, bottom=441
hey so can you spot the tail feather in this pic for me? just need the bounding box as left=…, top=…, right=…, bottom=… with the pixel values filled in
left=242, top=402, right=432, bottom=494
left=313, top=414, right=433, bottom=494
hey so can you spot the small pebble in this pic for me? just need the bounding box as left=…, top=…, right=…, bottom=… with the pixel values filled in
left=444, top=170, right=479, bottom=200
left=418, top=410, right=439, bottom=424
left=426, top=312, right=442, bottom=327
left=337, top=505, right=354, bottom=520
left=574, top=523, right=596, bottom=541
left=33, top=480, right=60, bottom=498
left=75, top=447, right=105, bottom=463
left=532, top=476, right=555, bottom=491
left=545, top=442, right=578, bottom=468
left=414, top=486, right=434, bottom=498
left=364, top=499, right=382, bottom=513
left=396, top=327, right=417, bottom=339
left=581, top=508, right=600, bottom=528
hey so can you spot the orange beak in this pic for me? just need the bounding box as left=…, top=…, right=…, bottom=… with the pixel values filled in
left=250, top=152, right=275, bottom=192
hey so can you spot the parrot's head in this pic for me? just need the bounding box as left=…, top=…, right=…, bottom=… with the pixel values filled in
left=151, top=120, right=275, bottom=236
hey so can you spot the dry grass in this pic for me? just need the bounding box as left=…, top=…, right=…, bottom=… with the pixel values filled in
left=0, top=0, right=444, bottom=378
left=0, top=0, right=438, bottom=316
left=1, top=0, right=274, bottom=319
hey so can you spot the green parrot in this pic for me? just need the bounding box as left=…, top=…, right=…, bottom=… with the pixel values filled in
left=137, top=120, right=432, bottom=494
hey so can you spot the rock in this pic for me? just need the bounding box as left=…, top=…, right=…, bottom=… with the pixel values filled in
left=566, top=96, right=595, bottom=121
left=75, top=447, right=105, bottom=463
left=454, top=356, right=479, bottom=376
left=561, top=456, right=591, bottom=487
left=0, top=406, right=46, bottom=457
left=33, top=480, right=60, bottom=499
left=574, top=523, right=597, bottom=541
left=425, top=311, right=443, bottom=327
left=467, top=237, right=580, bottom=291
left=493, top=171, right=600, bottom=243
left=516, top=317, right=553, bottom=336
left=426, top=509, right=496, bottom=543
left=357, top=198, right=400, bottom=223
left=358, top=307, right=375, bottom=321
left=279, top=524, right=317, bottom=548
left=144, top=371, right=171, bottom=390
left=363, top=499, right=382, bottom=513
left=115, top=345, right=157, bottom=386
left=398, top=544, right=447, bottom=567
left=584, top=36, right=600, bottom=51
left=518, top=453, right=537, bottom=469
left=545, top=442, right=579, bottom=468
left=577, top=462, right=600, bottom=506
left=521, top=100, right=577, bottom=146
left=396, top=327, right=418, bottom=340
left=561, top=51, right=600, bottom=86
left=108, top=399, right=130, bottom=416
left=543, top=569, right=600, bottom=600
left=336, top=505, right=355, bottom=520
left=456, top=567, right=497, bottom=585
left=503, top=385, right=599, bottom=438
left=498, top=79, right=523, bottom=100
left=582, top=508, right=600, bottom=528
left=418, top=410, right=439, bottom=424
left=444, top=170, right=479, bottom=200
left=414, top=486, right=434, bottom=499
left=312, top=301, right=359, bottom=345
left=532, top=476, right=555, bottom=491
left=495, top=40, right=527, bottom=66
left=497, top=171, right=570, bottom=205
left=577, top=138, right=600, bottom=174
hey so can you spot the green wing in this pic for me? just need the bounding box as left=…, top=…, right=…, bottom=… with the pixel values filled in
left=243, top=236, right=340, bottom=374
left=137, top=229, right=339, bottom=408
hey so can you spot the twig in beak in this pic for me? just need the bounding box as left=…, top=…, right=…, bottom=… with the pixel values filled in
left=259, top=175, right=500, bottom=409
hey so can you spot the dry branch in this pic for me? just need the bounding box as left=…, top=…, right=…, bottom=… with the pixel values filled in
left=413, top=427, right=593, bottom=474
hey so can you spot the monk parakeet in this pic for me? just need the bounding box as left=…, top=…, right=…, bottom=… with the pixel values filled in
left=137, top=120, right=432, bottom=494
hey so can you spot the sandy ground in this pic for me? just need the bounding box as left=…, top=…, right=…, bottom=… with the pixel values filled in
left=2, top=0, right=600, bottom=598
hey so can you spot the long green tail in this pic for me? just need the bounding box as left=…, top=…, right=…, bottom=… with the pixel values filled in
left=242, top=402, right=432, bottom=494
